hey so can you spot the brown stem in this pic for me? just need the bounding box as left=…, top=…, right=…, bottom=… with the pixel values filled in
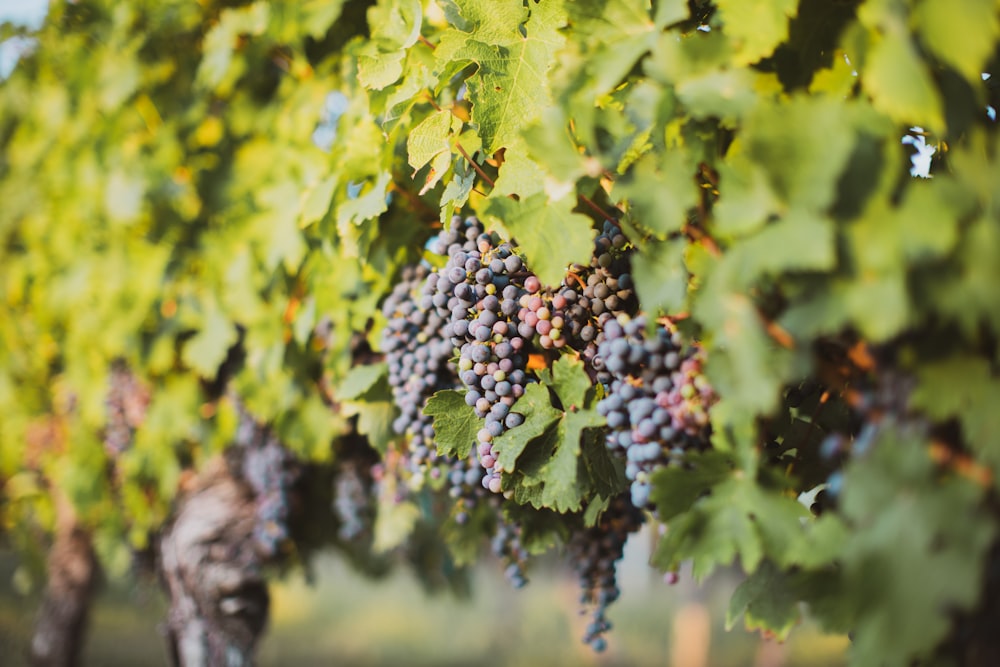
left=455, top=142, right=496, bottom=189
left=422, top=93, right=442, bottom=112
left=763, top=319, right=795, bottom=350
left=159, top=458, right=268, bottom=667
left=30, top=493, right=100, bottom=667
left=564, top=270, right=587, bottom=290
left=577, top=193, right=620, bottom=221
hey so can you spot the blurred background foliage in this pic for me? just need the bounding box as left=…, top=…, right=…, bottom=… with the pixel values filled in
left=1, top=529, right=849, bottom=666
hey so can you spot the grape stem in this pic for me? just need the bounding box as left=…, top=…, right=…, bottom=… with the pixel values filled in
left=455, top=142, right=497, bottom=189
left=564, top=270, right=587, bottom=290
left=577, top=192, right=619, bottom=222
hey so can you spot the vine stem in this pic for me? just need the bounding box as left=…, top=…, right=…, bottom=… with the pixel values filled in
left=577, top=193, right=619, bottom=221
left=565, top=271, right=587, bottom=290
left=764, top=319, right=795, bottom=349
left=422, top=93, right=442, bottom=112
left=455, top=142, right=497, bottom=189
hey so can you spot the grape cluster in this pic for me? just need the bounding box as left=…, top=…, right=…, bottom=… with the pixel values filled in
left=333, top=459, right=374, bottom=541
left=491, top=510, right=529, bottom=589
left=381, top=263, right=458, bottom=487
left=103, top=363, right=150, bottom=457
left=423, top=216, right=536, bottom=494
left=816, top=368, right=916, bottom=511
left=542, top=220, right=638, bottom=383
left=596, top=317, right=715, bottom=508
left=448, top=455, right=488, bottom=510
left=233, top=403, right=300, bottom=558
left=568, top=493, right=645, bottom=652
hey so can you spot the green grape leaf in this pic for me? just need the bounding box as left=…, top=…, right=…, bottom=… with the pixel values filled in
left=914, top=0, right=999, bottom=84
left=743, top=96, right=856, bottom=213
left=443, top=499, right=499, bottom=565
left=910, top=356, right=1000, bottom=487
left=377, top=58, right=438, bottom=133
left=438, top=0, right=566, bottom=154
left=407, top=110, right=460, bottom=172
left=859, top=22, right=944, bottom=130
left=694, top=266, right=795, bottom=423
left=835, top=425, right=995, bottom=666
left=714, top=0, right=798, bottom=66
left=565, top=0, right=660, bottom=96
left=492, top=138, right=547, bottom=198
left=337, top=363, right=389, bottom=402
left=507, top=357, right=611, bottom=511
left=729, top=211, right=837, bottom=286
left=548, top=355, right=593, bottom=411
left=784, top=514, right=851, bottom=570
left=809, top=48, right=860, bottom=97
left=649, top=450, right=733, bottom=522
left=337, top=170, right=392, bottom=227
left=712, top=156, right=780, bottom=239
left=197, top=2, right=270, bottom=91
left=343, top=401, right=395, bottom=457
left=930, top=214, right=1000, bottom=337
left=616, top=149, right=698, bottom=238
left=727, top=561, right=801, bottom=640
left=583, top=494, right=612, bottom=528
left=302, top=0, right=350, bottom=39
left=483, top=191, right=596, bottom=289
left=783, top=272, right=911, bottom=344
left=517, top=398, right=605, bottom=513
left=651, top=476, right=810, bottom=579
left=368, top=0, right=422, bottom=49
left=182, top=308, right=238, bottom=378
left=492, top=383, right=561, bottom=471
left=374, top=496, right=421, bottom=554
left=632, top=237, right=688, bottom=316
left=281, top=393, right=344, bottom=461
left=675, top=68, right=765, bottom=123
left=357, top=0, right=423, bottom=90
left=440, top=160, right=477, bottom=223
left=357, top=48, right=406, bottom=91
left=581, top=431, right=626, bottom=501
left=503, top=502, right=571, bottom=555
left=655, top=0, right=688, bottom=28
left=533, top=410, right=603, bottom=512
left=425, top=390, right=483, bottom=459
left=300, top=174, right=338, bottom=228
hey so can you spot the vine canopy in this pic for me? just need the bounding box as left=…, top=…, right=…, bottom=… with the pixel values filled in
left=2, top=1, right=1000, bottom=665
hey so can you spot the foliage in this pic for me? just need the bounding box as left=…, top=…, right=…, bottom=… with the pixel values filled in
left=2, top=0, right=1000, bottom=664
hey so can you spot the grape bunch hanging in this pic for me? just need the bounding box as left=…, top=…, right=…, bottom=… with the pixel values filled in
left=378, top=215, right=716, bottom=651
